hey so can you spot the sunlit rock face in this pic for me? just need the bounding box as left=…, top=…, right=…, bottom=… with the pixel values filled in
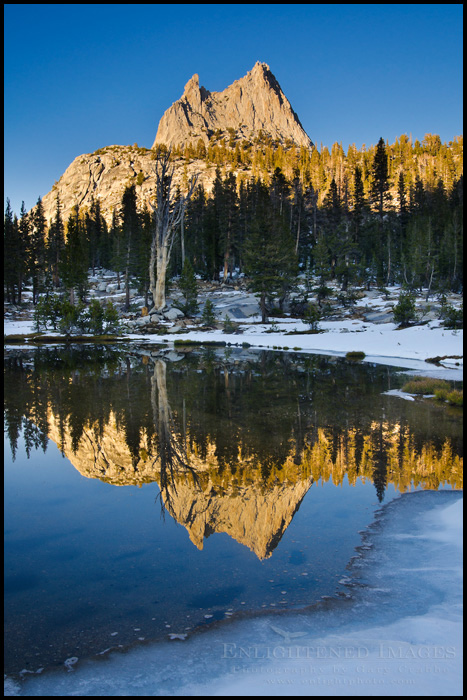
left=45, top=407, right=463, bottom=560
left=38, top=62, right=312, bottom=225
left=48, top=410, right=158, bottom=485
left=153, top=62, right=313, bottom=149
left=159, top=461, right=312, bottom=559
left=39, top=146, right=210, bottom=226
left=47, top=410, right=313, bottom=560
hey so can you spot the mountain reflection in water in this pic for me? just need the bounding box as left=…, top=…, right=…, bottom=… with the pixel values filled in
left=4, top=345, right=463, bottom=676
left=4, top=346, right=462, bottom=560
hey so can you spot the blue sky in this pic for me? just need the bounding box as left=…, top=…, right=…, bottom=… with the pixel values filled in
left=4, top=4, right=463, bottom=216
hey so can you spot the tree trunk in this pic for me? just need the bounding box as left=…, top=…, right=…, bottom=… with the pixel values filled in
left=150, top=245, right=169, bottom=311
left=148, top=150, right=198, bottom=311
left=295, top=211, right=301, bottom=255
left=223, top=250, right=230, bottom=282
left=386, top=230, right=391, bottom=285
left=124, top=241, right=131, bottom=311
left=180, top=209, right=185, bottom=268
left=260, top=290, right=267, bottom=323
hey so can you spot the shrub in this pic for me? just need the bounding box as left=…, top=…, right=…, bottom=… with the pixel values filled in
left=435, top=388, right=463, bottom=406
left=336, top=290, right=359, bottom=308
left=223, top=314, right=235, bottom=333
left=177, top=259, right=199, bottom=316
left=446, top=390, right=463, bottom=406
left=304, top=302, right=321, bottom=330
left=442, top=303, right=463, bottom=330
left=34, top=296, right=63, bottom=331
left=33, top=297, right=122, bottom=336
left=314, top=283, right=333, bottom=307
left=100, top=300, right=121, bottom=334
left=434, top=388, right=449, bottom=402
left=201, top=298, right=217, bottom=327
left=58, top=300, right=84, bottom=335
left=393, top=291, right=417, bottom=326
left=81, top=298, right=105, bottom=333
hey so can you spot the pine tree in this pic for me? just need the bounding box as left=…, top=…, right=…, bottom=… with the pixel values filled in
left=30, top=197, right=48, bottom=303
left=86, top=197, right=108, bottom=272
left=60, top=206, right=89, bottom=304
left=16, top=202, right=30, bottom=303
left=371, top=137, right=390, bottom=219
left=135, top=204, right=153, bottom=307
left=312, top=234, right=333, bottom=304
left=47, top=193, right=65, bottom=288
left=218, top=171, right=239, bottom=281
left=244, top=181, right=297, bottom=322
left=177, top=258, right=199, bottom=315
left=321, top=178, right=342, bottom=279
left=120, top=184, right=141, bottom=310
left=203, top=192, right=222, bottom=281
left=110, top=209, right=125, bottom=289
left=183, top=184, right=207, bottom=276
left=4, top=199, right=19, bottom=304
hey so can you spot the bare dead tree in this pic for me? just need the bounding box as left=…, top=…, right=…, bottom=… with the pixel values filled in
left=148, top=150, right=198, bottom=310
left=150, top=359, right=199, bottom=519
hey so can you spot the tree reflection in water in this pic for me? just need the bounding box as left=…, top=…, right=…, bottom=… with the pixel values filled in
left=151, top=358, right=199, bottom=519
left=4, top=344, right=463, bottom=550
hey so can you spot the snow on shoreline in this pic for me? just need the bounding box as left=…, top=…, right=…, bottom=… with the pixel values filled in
left=4, top=314, right=463, bottom=379
left=4, top=491, right=463, bottom=696
left=4, top=280, right=463, bottom=377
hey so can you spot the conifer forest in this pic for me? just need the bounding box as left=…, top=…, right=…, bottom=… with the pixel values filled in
left=4, top=133, right=463, bottom=310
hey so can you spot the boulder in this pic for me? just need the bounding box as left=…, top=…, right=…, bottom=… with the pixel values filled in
left=164, top=307, right=185, bottom=321
left=134, top=316, right=151, bottom=326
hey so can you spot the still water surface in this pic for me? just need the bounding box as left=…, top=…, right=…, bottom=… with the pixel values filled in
left=4, top=344, right=462, bottom=675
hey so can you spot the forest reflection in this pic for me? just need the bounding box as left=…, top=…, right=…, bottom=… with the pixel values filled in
left=4, top=346, right=462, bottom=558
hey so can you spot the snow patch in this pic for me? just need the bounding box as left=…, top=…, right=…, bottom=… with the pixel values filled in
left=5, top=492, right=462, bottom=696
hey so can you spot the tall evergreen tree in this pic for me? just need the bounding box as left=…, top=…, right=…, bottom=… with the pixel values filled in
left=244, top=180, right=297, bottom=322
left=110, top=208, right=125, bottom=289
left=30, top=197, right=48, bottom=303
left=321, top=178, right=342, bottom=279
left=183, top=184, right=207, bottom=276
left=60, top=206, right=89, bottom=304
left=135, top=204, right=153, bottom=307
left=4, top=199, right=19, bottom=304
left=16, top=202, right=30, bottom=303
left=218, top=171, right=239, bottom=280
left=86, top=197, right=108, bottom=272
left=371, top=137, right=390, bottom=219
left=120, top=184, right=141, bottom=310
left=177, top=258, right=199, bottom=315
left=47, top=193, right=65, bottom=288
left=351, top=165, right=367, bottom=270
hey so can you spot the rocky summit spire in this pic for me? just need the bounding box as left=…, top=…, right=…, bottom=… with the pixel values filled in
left=153, top=62, right=312, bottom=149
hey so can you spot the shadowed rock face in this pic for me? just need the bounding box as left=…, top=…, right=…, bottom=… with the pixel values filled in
left=153, top=61, right=313, bottom=149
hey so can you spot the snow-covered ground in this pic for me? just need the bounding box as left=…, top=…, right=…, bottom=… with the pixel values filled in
left=3, top=288, right=463, bottom=378
left=4, top=491, right=463, bottom=696
left=159, top=317, right=462, bottom=374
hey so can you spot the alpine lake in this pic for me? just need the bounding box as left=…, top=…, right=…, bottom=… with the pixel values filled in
left=4, top=342, right=463, bottom=677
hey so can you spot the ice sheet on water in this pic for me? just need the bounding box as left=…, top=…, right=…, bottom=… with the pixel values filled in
left=5, top=491, right=462, bottom=696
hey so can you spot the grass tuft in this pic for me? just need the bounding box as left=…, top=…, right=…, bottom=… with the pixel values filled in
left=401, top=377, right=451, bottom=394
left=434, top=389, right=463, bottom=406
left=346, top=351, right=366, bottom=360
